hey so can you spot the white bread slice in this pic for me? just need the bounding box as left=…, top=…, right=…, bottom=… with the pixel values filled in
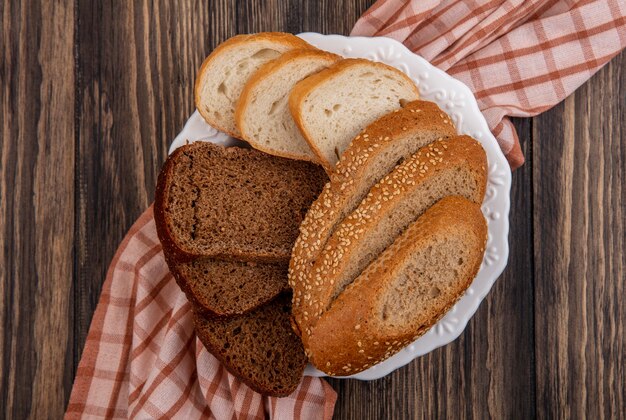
left=235, top=50, right=341, bottom=162
left=306, top=196, right=487, bottom=375
left=292, top=136, right=487, bottom=341
left=195, top=33, right=313, bottom=138
left=289, top=101, right=456, bottom=333
left=289, top=58, right=419, bottom=171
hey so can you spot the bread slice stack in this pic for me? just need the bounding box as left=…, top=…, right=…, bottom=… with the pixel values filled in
left=306, top=196, right=487, bottom=375
left=155, top=141, right=327, bottom=396
left=289, top=100, right=489, bottom=375
left=194, top=32, right=420, bottom=173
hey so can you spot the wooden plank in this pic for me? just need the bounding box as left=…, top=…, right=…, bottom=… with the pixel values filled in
left=326, top=119, right=536, bottom=419
left=533, top=51, right=625, bottom=418
left=0, top=1, right=75, bottom=418
left=74, top=0, right=225, bottom=357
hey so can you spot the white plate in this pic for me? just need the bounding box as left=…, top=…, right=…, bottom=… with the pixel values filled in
left=170, top=33, right=512, bottom=380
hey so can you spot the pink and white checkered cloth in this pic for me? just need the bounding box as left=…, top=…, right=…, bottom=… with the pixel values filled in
left=352, top=0, right=626, bottom=168
left=65, top=207, right=336, bottom=419
left=67, top=1, right=626, bottom=418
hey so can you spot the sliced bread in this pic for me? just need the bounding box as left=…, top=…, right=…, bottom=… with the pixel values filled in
left=167, top=256, right=288, bottom=317
left=236, top=49, right=341, bottom=162
left=293, top=136, right=487, bottom=340
left=193, top=293, right=307, bottom=397
left=289, top=101, right=456, bottom=331
left=195, top=32, right=313, bottom=137
left=306, top=196, right=487, bottom=375
left=154, top=141, right=327, bottom=263
left=289, top=58, right=420, bottom=171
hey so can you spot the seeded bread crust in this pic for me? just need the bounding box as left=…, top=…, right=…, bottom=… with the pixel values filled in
left=289, top=58, right=420, bottom=172
left=293, top=136, right=487, bottom=342
left=289, top=100, right=456, bottom=335
left=193, top=293, right=308, bottom=397
left=306, top=197, right=487, bottom=375
left=235, top=49, right=341, bottom=162
left=195, top=32, right=314, bottom=137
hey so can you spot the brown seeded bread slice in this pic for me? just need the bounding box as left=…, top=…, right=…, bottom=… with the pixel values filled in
left=193, top=293, right=307, bottom=397
left=235, top=49, right=341, bottom=162
left=195, top=32, right=313, bottom=137
left=166, top=254, right=288, bottom=317
left=154, top=141, right=328, bottom=264
left=306, top=196, right=487, bottom=375
left=289, top=100, right=456, bottom=330
left=289, top=58, right=420, bottom=171
left=293, top=136, right=487, bottom=341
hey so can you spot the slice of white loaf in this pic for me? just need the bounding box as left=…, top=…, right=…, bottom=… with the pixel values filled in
left=289, top=58, right=419, bottom=171
left=195, top=33, right=313, bottom=137
left=306, top=196, right=487, bottom=375
left=236, top=50, right=341, bottom=162
left=293, top=136, right=487, bottom=343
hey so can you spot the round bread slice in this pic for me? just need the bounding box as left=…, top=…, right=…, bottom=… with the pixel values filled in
left=195, top=32, right=313, bottom=138
left=306, top=196, right=487, bottom=376
left=289, top=58, right=420, bottom=171
left=193, top=293, right=307, bottom=397
left=168, top=256, right=288, bottom=317
left=235, top=49, right=341, bottom=162
left=293, top=136, right=487, bottom=341
left=289, top=100, right=456, bottom=333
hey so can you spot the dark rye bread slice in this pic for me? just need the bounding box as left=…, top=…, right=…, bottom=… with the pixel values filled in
left=193, top=293, right=307, bottom=397
left=165, top=254, right=288, bottom=317
left=155, top=141, right=328, bottom=263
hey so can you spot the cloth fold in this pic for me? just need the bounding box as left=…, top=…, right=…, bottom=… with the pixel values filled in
left=68, top=1, right=626, bottom=417
left=65, top=206, right=337, bottom=419
left=352, top=0, right=626, bottom=168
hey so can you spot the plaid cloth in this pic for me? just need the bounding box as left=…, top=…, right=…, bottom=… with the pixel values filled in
left=65, top=207, right=337, bottom=419
left=67, top=1, right=626, bottom=418
left=352, top=0, right=626, bottom=168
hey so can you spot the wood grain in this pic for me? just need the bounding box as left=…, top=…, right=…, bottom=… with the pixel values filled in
left=533, top=51, right=625, bottom=418
left=0, top=0, right=624, bottom=418
left=0, top=1, right=75, bottom=418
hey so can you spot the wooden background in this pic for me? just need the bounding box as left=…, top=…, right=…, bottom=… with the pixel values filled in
left=1, top=0, right=624, bottom=418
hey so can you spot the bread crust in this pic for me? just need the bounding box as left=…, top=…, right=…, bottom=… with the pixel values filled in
left=289, top=100, right=456, bottom=336
left=289, top=58, right=420, bottom=172
left=293, top=135, right=487, bottom=342
left=235, top=49, right=341, bottom=162
left=154, top=145, right=199, bottom=263
left=195, top=32, right=314, bottom=137
left=306, top=197, right=488, bottom=375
